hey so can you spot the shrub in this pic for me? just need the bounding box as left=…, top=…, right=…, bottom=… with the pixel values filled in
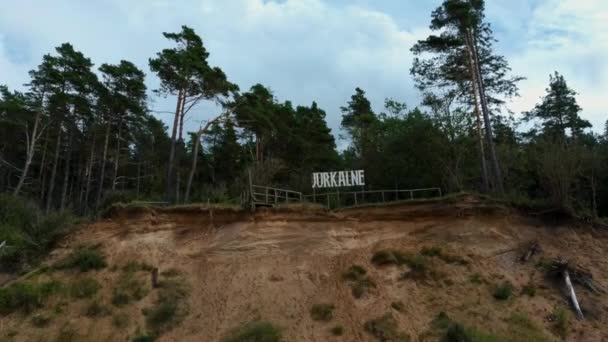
left=522, top=284, right=536, bottom=297
left=161, top=268, right=180, bottom=278
left=222, top=321, right=282, bottom=342
left=85, top=300, right=110, bottom=317
left=310, top=303, right=335, bottom=322
left=0, top=194, right=74, bottom=273
left=132, top=334, right=156, bottom=342
left=371, top=250, right=400, bottom=266
left=144, top=280, right=188, bottom=334
left=112, top=269, right=149, bottom=306
left=342, top=265, right=367, bottom=281
left=0, top=280, right=63, bottom=314
left=493, top=282, right=514, bottom=300
left=469, top=273, right=483, bottom=285
left=70, top=278, right=101, bottom=299
left=553, top=307, right=569, bottom=339
left=391, top=301, right=405, bottom=312
left=112, top=312, right=130, bottom=329
left=57, top=247, right=107, bottom=272
left=331, top=325, right=344, bottom=336
left=31, top=313, right=51, bottom=327
left=351, top=277, right=376, bottom=299
left=364, top=314, right=410, bottom=341
left=506, top=313, right=549, bottom=342
left=57, top=325, right=79, bottom=342
left=420, top=246, right=468, bottom=265
left=420, top=246, right=442, bottom=257
left=123, top=261, right=155, bottom=273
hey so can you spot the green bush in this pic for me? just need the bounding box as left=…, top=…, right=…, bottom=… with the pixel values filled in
left=351, top=277, right=376, bottom=299
left=132, top=334, right=156, bottom=342
left=371, top=250, right=399, bottom=266
left=493, top=282, right=514, bottom=300
left=144, top=280, right=188, bottom=334
left=222, top=321, right=282, bottom=342
left=522, top=284, right=536, bottom=297
left=342, top=265, right=367, bottom=281
left=85, top=300, right=110, bottom=317
left=31, top=313, right=52, bottom=327
left=57, top=247, right=107, bottom=272
left=364, top=314, right=410, bottom=341
left=123, top=261, right=155, bottom=273
left=310, top=303, right=335, bottom=322
left=420, top=246, right=442, bottom=257
left=0, top=194, right=74, bottom=272
left=0, top=280, right=63, bottom=314
left=112, top=312, right=130, bottom=329
left=112, top=269, right=149, bottom=306
left=553, top=307, right=569, bottom=339
left=330, top=325, right=344, bottom=336
left=70, top=278, right=101, bottom=299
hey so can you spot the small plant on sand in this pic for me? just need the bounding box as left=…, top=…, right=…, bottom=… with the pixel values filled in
left=132, top=333, right=156, bottom=342
left=421, top=246, right=468, bottom=265
left=222, top=321, right=282, bottom=342
left=70, top=277, right=101, bottom=299
left=493, top=281, right=514, bottom=300
left=85, top=300, right=110, bottom=317
left=391, top=301, right=405, bottom=313
left=31, top=313, right=51, bottom=327
left=342, top=265, right=367, bottom=281
left=56, top=246, right=107, bottom=272
left=371, top=250, right=400, bottom=266
left=112, top=268, right=149, bottom=306
left=112, top=312, right=130, bottom=329
left=56, top=324, right=79, bottom=342
left=0, top=280, right=63, bottom=314
left=469, top=273, right=484, bottom=285
left=553, top=307, right=569, bottom=339
left=310, top=303, right=335, bottom=322
left=144, top=280, right=189, bottom=335
left=123, top=261, right=154, bottom=273
left=331, top=325, right=344, bottom=336
left=522, top=284, right=536, bottom=297
left=342, top=265, right=376, bottom=299
left=364, top=314, right=410, bottom=341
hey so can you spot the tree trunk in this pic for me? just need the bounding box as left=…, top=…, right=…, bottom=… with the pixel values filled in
left=467, top=29, right=504, bottom=194
left=60, top=132, right=73, bottom=211
left=38, top=132, right=49, bottom=202
left=45, top=130, right=62, bottom=213
left=14, top=111, right=43, bottom=196
left=81, top=139, right=95, bottom=214
left=184, top=129, right=203, bottom=203
left=166, top=89, right=184, bottom=203
left=96, top=120, right=112, bottom=210
left=463, top=37, right=490, bottom=193
left=111, top=118, right=123, bottom=191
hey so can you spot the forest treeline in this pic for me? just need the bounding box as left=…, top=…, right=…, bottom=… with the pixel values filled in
left=1, top=0, right=607, bottom=219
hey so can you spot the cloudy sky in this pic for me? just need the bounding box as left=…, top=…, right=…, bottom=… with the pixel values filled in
left=1, top=0, right=606, bottom=141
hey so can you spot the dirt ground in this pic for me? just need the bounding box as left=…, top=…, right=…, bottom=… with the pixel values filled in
left=3, top=195, right=608, bottom=341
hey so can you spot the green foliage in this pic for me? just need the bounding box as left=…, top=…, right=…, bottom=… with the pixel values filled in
left=112, top=269, right=149, bottom=306
left=56, top=324, right=79, bottom=342
left=132, top=334, right=156, bottom=342
left=493, top=282, right=514, bottom=300
left=330, top=325, right=344, bottom=336
left=160, top=268, right=180, bottom=278
left=0, top=280, right=63, bottom=314
left=553, top=307, right=569, bottom=339
left=144, top=280, right=189, bottom=335
left=469, top=273, right=484, bottom=285
left=56, top=247, right=107, bottom=272
left=505, top=313, right=549, bottom=342
left=0, top=194, right=74, bottom=272
left=364, top=314, right=410, bottom=341
left=342, top=265, right=367, bottom=281
left=31, top=313, right=52, bottom=327
left=84, top=300, right=110, bottom=317
left=123, top=261, right=155, bottom=273
left=310, top=303, right=335, bottom=322
left=112, top=312, right=130, bottom=329
left=70, top=277, right=101, bottom=299
left=222, top=321, right=282, bottom=342
left=521, top=284, right=536, bottom=297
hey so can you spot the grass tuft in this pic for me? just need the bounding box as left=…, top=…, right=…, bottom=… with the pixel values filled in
left=330, top=325, right=344, bottom=336
left=31, top=313, right=52, bottom=327
left=0, top=280, right=63, bottom=314
left=222, top=321, right=282, bottom=342
left=342, top=265, right=367, bottom=281
left=56, top=247, right=107, bottom=272
left=364, top=314, right=410, bottom=341
left=85, top=300, right=110, bottom=317
left=493, top=281, right=514, bottom=300
left=144, top=279, right=189, bottom=335
left=70, top=277, right=101, bottom=299
left=391, top=301, right=405, bottom=313
left=310, top=303, right=335, bottom=322
left=553, top=307, right=569, bottom=339
left=112, top=268, right=149, bottom=306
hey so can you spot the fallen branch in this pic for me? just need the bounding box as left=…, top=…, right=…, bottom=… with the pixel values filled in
left=520, top=241, right=541, bottom=263
left=563, top=268, right=584, bottom=320
left=548, top=258, right=588, bottom=320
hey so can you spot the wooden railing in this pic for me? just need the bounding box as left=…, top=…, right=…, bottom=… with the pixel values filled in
left=304, top=187, right=442, bottom=208
left=242, top=185, right=304, bottom=209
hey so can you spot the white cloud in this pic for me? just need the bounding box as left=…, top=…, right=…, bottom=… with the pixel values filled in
left=508, top=0, right=608, bottom=131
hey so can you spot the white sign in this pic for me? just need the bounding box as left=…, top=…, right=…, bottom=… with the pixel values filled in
left=312, top=170, right=365, bottom=189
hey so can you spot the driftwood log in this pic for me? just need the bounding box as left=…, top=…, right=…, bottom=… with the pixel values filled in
left=548, top=258, right=594, bottom=320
